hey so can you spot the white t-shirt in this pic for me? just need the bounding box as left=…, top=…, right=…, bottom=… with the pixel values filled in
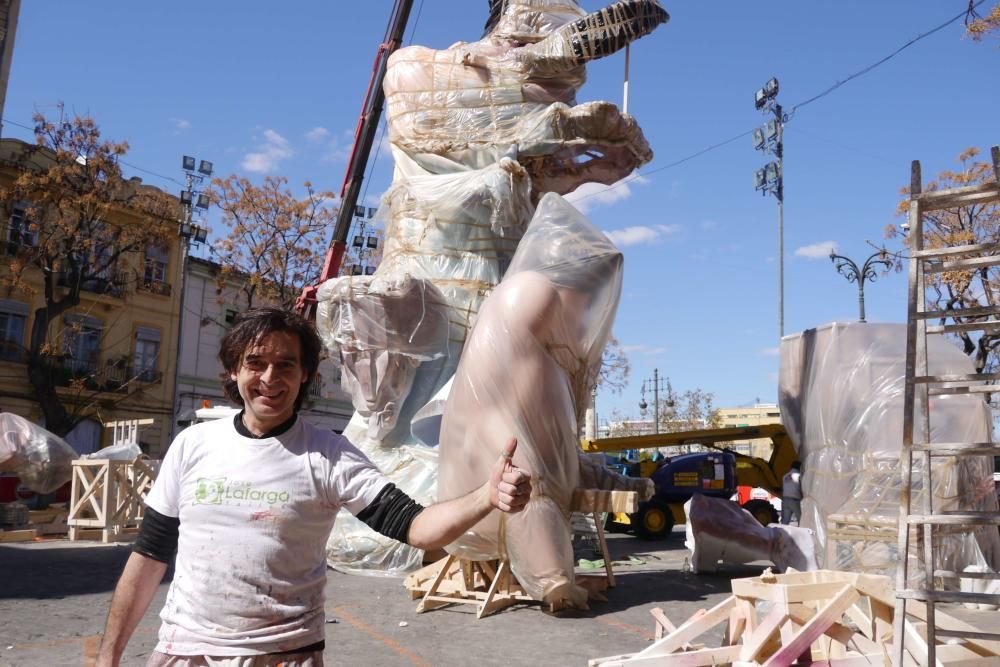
left=145, top=416, right=390, bottom=656
left=782, top=470, right=802, bottom=500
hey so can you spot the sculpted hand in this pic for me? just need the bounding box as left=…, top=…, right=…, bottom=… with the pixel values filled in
left=489, top=437, right=531, bottom=513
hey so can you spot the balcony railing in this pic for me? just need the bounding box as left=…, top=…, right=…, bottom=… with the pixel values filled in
left=138, top=278, right=172, bottom=297
left=52, top=357, right=162, bottom=391
left=57, top=270, right=132, bottom=298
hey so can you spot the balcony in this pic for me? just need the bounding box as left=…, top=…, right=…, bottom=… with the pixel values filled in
left=57, top=270, right=132, bottom=299
left=52, top=357, right=162, bottom=391
left=138, top=279, right=172, bottom=297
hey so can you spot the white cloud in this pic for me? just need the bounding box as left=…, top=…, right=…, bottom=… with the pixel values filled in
left=760, top=347, right=780, bottom=357
left=604, top=224, right=681, bottom=248
left=565, top=172, right=648, bottom=213
left=305, top=126, right=330, bottom=143
left=241, top=129, right=293, bottom=173
left=701, top=219, right=718, bottom=231
left=170, top=118, right=191, bottom=133
left=794, top=240, right=837, bottom=259
left=621, top=343, right=666, bottom=356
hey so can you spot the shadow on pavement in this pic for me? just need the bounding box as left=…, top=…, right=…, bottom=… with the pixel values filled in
left=0, top=544, right=174, bottom=599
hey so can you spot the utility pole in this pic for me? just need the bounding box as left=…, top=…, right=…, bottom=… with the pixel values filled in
left=639, top=368, right=672, bottom=435
left=753, top=77, right=786, bottom=338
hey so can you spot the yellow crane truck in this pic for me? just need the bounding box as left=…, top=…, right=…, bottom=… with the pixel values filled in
left=580, top=424, right=796, bottom=539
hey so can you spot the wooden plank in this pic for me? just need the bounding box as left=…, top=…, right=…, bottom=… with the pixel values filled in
left=630, top=596, right=738, bottom=659
left=0, top=528, right=37, bottom=543
left=762, top=584, right=860, bottom=667
left=738, top=604, right=787, bottom=663
left=571, top=489, right=639, bottom=514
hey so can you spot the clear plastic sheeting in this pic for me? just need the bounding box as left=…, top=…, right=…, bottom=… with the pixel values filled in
left=327, top=412, right=439, bottom=577
left=321, top=1, right=669, bottom=575
left=437, top=193, right=624, bottom=608
left=0, top=413, right=78, bottom=493
left=683, top=494, right=817, bottom=574
left=316, top=274, right=450, bottom=440
left=779, top=321, right=1000, bottom=581
left=384, top=2, right=667, bottom=189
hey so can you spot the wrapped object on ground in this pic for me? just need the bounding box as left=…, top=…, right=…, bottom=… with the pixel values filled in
left=438, top=193, right=624, bottom=608
left=0, top=413, right=77, bottom=493
left=779, top=321, right=1000, bottom=580
left=683, top=493, right=817, bottom=574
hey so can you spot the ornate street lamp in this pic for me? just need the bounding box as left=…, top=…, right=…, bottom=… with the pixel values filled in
left=829, top=248, right=893, bottom=323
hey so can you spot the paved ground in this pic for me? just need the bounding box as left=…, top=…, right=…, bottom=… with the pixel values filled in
left=0, top=529, right=757, bottom=667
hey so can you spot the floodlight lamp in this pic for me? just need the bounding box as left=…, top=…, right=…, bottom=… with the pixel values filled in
left=194, top=227, right=208, bottom=244
left=765, top=119, right=779, bottom=141
left=765, top=162, right=780, bottom=182
left=352, top=235, right=364, bottom=248
left=198, top=160, right=213, bottom=176
left=354, top=205, right=365, bottom=218
left=180, top=190, right=193, bottom=206
left=364, top=266, right=375, bottom=275
left=182, top=156, right=196, bottom=171
left=754, top=168, right=767, bottom=189
left=352, top=265, right=363, bottom=276
left=754, top=87, right=767, bottom=110
left=366, top=236, right=378, bottom=249
left=753, top=128, right=766, bottom=151
left=196, top=194, right=210, bottom=209
left=180, top=222, right=193, bottom=238
left=368, top=207, right=377, bottom=219
left=765, top=77, right=779, bottom=97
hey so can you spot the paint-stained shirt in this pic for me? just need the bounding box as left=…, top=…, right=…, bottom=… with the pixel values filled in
left=145, top=417, right=390, bottom=656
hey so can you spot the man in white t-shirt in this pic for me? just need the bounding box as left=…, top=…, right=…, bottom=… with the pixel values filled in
left=781, top=460, right=803, bottom=526
left=95, top=308, right=531, bottom=667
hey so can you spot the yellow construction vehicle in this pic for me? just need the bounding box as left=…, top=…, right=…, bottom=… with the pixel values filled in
left=580, top=424, right=796, bottom=539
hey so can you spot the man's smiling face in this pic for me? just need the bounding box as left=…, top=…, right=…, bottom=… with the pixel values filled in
left=232, top=331, right=308, bottom=435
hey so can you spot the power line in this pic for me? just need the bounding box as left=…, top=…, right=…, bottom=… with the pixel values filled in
left=2, top=115, right=186, bottom=188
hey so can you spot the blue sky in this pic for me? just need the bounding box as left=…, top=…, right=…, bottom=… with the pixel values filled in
left=5, top=1, right=998, bottom=425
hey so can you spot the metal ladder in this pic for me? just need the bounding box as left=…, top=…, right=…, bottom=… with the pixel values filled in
left=893, top=145, right=1000, bottom=666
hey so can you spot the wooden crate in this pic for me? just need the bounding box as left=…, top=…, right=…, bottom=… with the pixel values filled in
left=67, top=457, right=159, bottom=543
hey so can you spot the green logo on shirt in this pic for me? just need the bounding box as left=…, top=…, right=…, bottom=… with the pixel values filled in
left=193, top=477, right=290, bottom=506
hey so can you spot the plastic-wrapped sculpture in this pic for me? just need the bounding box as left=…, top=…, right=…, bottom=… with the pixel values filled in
left=438, top=193, right=652, bottom=608
left=317, top=0, right=668, bottom=574
left=683, top=494, right=817, bottom=574
left=0, top=412, right=78, bottom=493
left=779, top=322, right=1000, bottom=581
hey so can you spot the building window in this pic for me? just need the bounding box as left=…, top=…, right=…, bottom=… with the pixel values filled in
left=0, top=300, right=28, bottom=362
left=63, top=315, right=103, bottom=376
left=6, top=203, right=38, bottom=254
left=133, top=327, right=161, bottom=383
left=142, top=244, right=170, bottom=296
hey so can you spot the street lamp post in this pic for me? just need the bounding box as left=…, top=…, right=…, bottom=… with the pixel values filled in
left=828, top=249, right=892, bottom=323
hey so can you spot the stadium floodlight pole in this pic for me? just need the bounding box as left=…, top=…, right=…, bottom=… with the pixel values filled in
left=753, top=77, right=786, bottom=338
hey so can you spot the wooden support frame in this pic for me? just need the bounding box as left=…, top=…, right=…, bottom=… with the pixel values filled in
left=404, top=554, right=535, bottom=619
left=67, top=458, right=159, bottom=543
